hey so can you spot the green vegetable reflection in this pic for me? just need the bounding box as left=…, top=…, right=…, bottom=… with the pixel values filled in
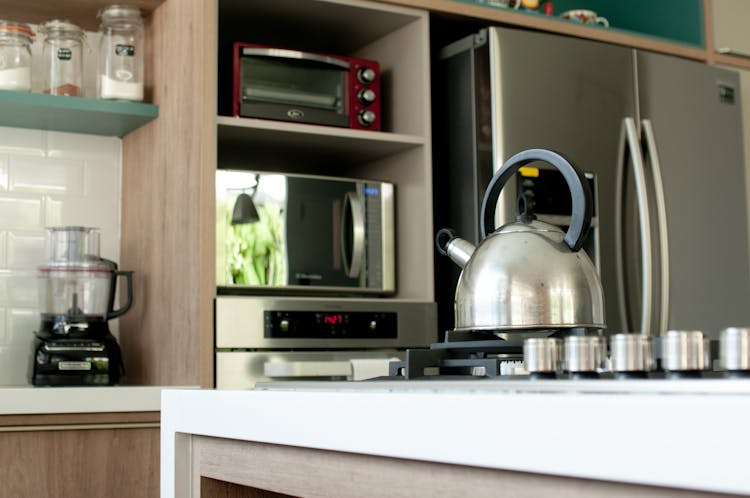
left=226, top=202, right=286, bottom=285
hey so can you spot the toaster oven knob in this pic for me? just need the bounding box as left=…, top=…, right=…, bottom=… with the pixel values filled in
left=357, top=67, right=376, bottom=85
left=358, top=109, right=376, bottom=127
left=358, top=88, right=376, bottom=105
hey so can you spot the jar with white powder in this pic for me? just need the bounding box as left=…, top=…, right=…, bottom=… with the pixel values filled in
left=97, top=5, right=144, bottom=101
left=0, top=20, right=34, bottom=92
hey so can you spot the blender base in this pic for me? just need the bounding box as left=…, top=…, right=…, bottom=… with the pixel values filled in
left=31, top=335, right=123, bottom=387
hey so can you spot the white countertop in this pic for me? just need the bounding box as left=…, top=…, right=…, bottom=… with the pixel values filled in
left=0, top=385, right=170, bottom=415
left=161, top=379, right=750, bottom=497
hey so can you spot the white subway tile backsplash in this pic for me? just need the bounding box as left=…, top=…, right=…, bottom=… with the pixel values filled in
left=0, top=344, right=31, bottom=386
left=9, top=156, right=85, bottom=195
left=0, top=127, right=45, bottom=157
left=0, top=308, right=6, bottom=344
left=47, top=131, right=121, bottom=161
left=7, top=308, right=36, bottom=345
left=0, top=232, right=6, bottom=268
left=0, top=124, right=122, bottom=385
left=84, top=159, right=122, bottom=200
left=0, top=154, right=8, bottom=190
left=0, top=196, right=43, bottom=230
left=7, top=232, right=46, bottom=270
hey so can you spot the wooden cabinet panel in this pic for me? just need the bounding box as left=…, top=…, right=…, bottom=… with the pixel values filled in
left=0, top=427, right=159, bottom=498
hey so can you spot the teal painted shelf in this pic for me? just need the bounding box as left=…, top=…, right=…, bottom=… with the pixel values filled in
left=0, top=89, right=159, bottom=137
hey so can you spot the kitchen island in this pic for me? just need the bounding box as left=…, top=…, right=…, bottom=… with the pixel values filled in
left=162, top=380, right=750, bottom=497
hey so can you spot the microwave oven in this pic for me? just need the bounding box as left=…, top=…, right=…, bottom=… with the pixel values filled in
left=232, top=42, right=381, bottom=130
left=216, top=170, right=395, bottom=294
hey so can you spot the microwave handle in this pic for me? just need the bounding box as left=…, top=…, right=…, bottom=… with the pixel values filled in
left=341, top=191, right=365, bottom=279
left=241, top=47, right=350, bottom=70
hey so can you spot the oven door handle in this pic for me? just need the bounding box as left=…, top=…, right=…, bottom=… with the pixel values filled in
left=263, top=360, right=352, bottom=378
left=341, top=191, right=366, bottom=279
left=241, top=47, right=350, bottom=69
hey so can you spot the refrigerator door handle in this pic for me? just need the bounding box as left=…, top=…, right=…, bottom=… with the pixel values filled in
left=641, top=118, right=670, bottom=336
left=616, top=117, right=653, bottom=335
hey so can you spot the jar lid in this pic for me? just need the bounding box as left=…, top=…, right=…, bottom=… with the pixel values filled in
left=98, top=4, right=143, bottom=22
left=0, top=20, right=35, bottom=38
left=40, top=19, right=85, bottom=39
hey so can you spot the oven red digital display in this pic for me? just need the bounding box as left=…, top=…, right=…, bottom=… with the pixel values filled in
left=323, top=314, right=344, bottom=325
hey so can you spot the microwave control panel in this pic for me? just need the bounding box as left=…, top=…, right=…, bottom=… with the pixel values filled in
left=264, top=310, right=397, bottom=339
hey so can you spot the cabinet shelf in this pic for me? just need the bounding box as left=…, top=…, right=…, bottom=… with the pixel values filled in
left=0, top=90, right=158, bottom=137
left=217, top=116, right=425, bottom=169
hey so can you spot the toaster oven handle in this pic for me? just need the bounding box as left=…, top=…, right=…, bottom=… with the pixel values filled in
left=341, top=191, right=365, bottom=279
left=241, top=47, right=350, bottom=69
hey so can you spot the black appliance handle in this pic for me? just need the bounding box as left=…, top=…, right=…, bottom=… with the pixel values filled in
left=480, top=149, right=593, bottom=252
left=107, top=270, right=134, bottom=320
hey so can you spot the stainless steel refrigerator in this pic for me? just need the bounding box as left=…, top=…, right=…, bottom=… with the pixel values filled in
left=434, top=26, right=750, bottom=340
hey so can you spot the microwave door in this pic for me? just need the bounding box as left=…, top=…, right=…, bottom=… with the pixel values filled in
left=285, top=177, right=360, bottom=288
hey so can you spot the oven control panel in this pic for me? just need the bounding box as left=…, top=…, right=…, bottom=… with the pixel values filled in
left=264, top=311, right=397, bottom=339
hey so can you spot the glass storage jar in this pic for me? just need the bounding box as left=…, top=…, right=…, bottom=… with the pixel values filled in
left=0, top=20, right=34, bottom=92
left=40, top=19, right=85, bottom=97
left=97, top=5, right=144, bottom=101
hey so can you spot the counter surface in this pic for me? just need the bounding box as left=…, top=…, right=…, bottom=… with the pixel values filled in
left=161, top=380, right=750, bottom=497
left=1, top=385, right=168, bottom=415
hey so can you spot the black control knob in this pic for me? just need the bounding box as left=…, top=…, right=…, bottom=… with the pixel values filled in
left=357, top=88, right=376, bottom=105
left=357, top=67, right=376, bottom=85
left=358, top=109, right=376, bottom=127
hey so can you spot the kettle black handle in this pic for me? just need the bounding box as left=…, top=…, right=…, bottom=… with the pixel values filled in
left=480, top=149, right=593, bottom=252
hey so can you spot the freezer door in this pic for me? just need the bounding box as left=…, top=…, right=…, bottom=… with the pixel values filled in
left=637, top=51, right=750, bottom=338
left=487, top=27, right=635, bottom=332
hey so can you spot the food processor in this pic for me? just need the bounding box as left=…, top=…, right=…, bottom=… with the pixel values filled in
left=31, top=226, right=133, bottom=386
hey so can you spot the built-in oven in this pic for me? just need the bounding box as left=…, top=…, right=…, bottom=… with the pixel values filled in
left=215, top=296, right=437, bottom=389
left=216, top=170, right=395, bottom=295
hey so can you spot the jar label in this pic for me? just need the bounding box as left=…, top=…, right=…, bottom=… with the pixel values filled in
left=57, top=48, right=72, bottom=60
left=115, top=44, right=136, bottom=56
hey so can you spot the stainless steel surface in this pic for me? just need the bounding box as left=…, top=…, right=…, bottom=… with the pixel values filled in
left=622, top=117, right=653, bottom=335
left=636, top=51, right=750, bottom=339
left=641, top=119, right=670, bottom=336
left=241, top=46, right=350, bottom=69
left=435, top=26, right=750, bottom=339
left=662, top=330, right=706, bottom=372
left=217, top=350, right=401, bottom=389
left=563, top=336, right=603, bottom=373
left=215, top=170, right=395, bottom=294
left=523, top=337, right=562, bottom=373
left=342, top=191, right=365, bottom=279
left=254, top=378, right=750, bottom=395
left=215, top=296, right=437, bottom=349
left=721, top=327, right=750, bottom=371
left=447, top=218, right=604, bottom=331
left=610, top=333, right=655, bottom=372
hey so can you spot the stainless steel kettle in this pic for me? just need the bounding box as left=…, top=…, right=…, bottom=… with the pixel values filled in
left=436, top=149, right=605, bottom=333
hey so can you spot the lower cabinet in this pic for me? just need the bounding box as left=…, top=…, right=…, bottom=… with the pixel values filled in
left=0, top=412, right=159, bottom=498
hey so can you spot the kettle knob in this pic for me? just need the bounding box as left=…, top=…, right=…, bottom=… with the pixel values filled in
left=480, top=149, right=593, bottom=252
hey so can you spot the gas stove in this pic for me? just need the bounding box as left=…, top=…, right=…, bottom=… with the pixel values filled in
left=255, top=328, right=750, bottom=393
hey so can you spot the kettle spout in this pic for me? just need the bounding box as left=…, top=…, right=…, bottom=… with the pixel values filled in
left=436, top=228, right=475, bottom=269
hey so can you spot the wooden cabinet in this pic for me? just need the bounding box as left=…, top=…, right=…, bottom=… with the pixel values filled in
left=119, top=0, right=433, bottom=387
left=0, top=412, right=160, bottom=498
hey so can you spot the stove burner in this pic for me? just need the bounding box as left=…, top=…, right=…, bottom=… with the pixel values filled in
left=389, top=330, right=524, bottom=379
